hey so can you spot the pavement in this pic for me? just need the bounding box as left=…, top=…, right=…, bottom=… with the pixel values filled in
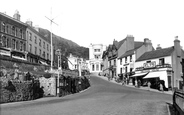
left=97, top=75, right=173, bottom=95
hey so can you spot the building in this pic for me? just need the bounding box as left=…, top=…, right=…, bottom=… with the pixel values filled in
left=133, top=38, right=184, bottom=90
left=88, top=44, right=106, bottom=75
left=0, top=11, right=27, bottom=60
left=118, top=36, right=154, bottom=84
left=25, top=20, right=51, bottom=65
left=106, top=39, right=119, bottom=78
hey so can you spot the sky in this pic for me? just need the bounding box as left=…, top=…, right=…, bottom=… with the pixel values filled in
left=1, top=0, right=184, bottom=49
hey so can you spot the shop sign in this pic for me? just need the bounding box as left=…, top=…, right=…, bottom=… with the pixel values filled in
left=143, top=61, right=156, bottom=69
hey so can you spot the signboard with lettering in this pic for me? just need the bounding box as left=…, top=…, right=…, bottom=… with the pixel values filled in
left=143, top=61, right=156, bottom=69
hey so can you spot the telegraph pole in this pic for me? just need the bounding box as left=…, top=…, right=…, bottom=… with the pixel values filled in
left=45, top=8, right=58, bottom=71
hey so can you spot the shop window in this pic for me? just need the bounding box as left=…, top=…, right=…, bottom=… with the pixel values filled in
left=159, top=58, right=165, bottom=65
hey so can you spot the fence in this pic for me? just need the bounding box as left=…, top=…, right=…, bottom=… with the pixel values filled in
left=173, top=90, right=184, bottom=115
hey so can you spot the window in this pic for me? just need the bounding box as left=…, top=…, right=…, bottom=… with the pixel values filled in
left=146, top=60, right=151, bottom=63
left=109, top=61, right=111, bottom=66
left=34, top=36, right=37, bottom=44
left=130, top=68, right=133, bottom=72
left=114, top=59, right=116, bottom=66
left=43, top=51, right=45, bottom=58
left=120, top=68, right=122, bottom=74
left=1, top=35, right=7, bottom=47
left=43, top=41, right=45, bottom=49
left=130, top=55, right=132, bottom=62
left=39, top=49, right=41, bottom=56
left=15, top=28, right=18, bottom=37
left=12, top=39, right=16, bottom=49
left=159, top=58, right=165, bottom=65
left=96, top=64, right=99, bottom=71
left=29, top=32, right=32, bottom=41
left=1, top=22, right=5, bottom=33
left=94, top=49, right=100, bottom=52
left=29, top=44, right=32, bottom=53
left=20, top=29, right=22, bottom=38
left=125, top=57, right=127, bottom=63
left=35, top=47, right=37, bottom=55
left=20, top=41, right=23, bottom=51
left=120, top=58, right=122, bottom=65
left=47, top=44, right=49, bottom=51
left=16, top=41, right=19, bottom=50
left=92, top=64, right=95, bottom=71
left=12, top=26, right=15, bottom=36
left=125, top=66, right=127, bottom=73
left=47, top=53, right=49, bottom=60
left=6, top=25, right=8, bottom=33
left=39, top=39, right=41, bottom=46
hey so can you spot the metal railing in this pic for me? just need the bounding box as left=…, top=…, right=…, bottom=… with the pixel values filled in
left=173, top=90, right=184, bottom=115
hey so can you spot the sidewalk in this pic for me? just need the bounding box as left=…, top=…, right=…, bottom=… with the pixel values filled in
left=97, top=75, right=173, bottom=95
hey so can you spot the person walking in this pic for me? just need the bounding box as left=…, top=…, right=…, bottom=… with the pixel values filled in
left=160, top=83, right=164, bottom=92
left=148, top=81, right=151, bottom=91
left=135, top=80, right=137, bottom=87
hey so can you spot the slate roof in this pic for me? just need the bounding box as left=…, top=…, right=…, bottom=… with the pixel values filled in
left=136, top=46, right=174, bottom=62
left=118, top=41, right=144, bottom=59
left=117, top=39, right=126, bottom=49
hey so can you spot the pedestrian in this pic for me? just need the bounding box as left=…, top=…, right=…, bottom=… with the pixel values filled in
left=160, top=83, right=164, bottom=92
left=148, top=81, right=151, bottom=91
left=137, top=80, right=141, bottom=88
left=135, top=80, right=137, bottom=87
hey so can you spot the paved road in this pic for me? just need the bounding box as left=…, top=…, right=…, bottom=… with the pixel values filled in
left=1, top=76, right=172, bottom=115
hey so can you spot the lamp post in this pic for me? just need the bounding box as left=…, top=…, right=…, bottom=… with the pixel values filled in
left=45, top=8, right=58, bottom=71
left=56, top=49, right=61, bottom=97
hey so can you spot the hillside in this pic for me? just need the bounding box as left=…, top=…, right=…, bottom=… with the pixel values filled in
left=38, top=28, right=89, bottom=60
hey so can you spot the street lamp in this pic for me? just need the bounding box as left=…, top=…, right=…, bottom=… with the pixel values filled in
left=45, top=8, right=58, bottom=71
left=55, top=49, right=61, bottom=97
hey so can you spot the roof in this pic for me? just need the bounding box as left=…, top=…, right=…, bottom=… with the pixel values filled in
left=117, top=39, right=126, bottom=49
left=136, top=46, right=174, bottom=62
left=0, top=12, right=27, bottom=27
left=118, top=41, right=144, bottom=59
left=118, top=49, right=134, bottom=59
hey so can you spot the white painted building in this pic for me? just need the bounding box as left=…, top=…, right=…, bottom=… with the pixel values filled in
left=88, top=44, right=106, bottom=74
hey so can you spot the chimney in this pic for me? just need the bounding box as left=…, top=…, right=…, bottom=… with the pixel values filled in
left=13, top=10, right=21, bottom=21
left=174, top=36, right=181, bottom=57
left=144, top=38, right=153, bottom=52
left=156, top=44, right=162, bottom=50
left=126, top=35, right=134, bottom=51
left=26, top=19, right=33, bottom=27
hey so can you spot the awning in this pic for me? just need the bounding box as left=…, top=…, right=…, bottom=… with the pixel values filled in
left=143, top=71, right=167, bottom=79
left=130, top=72, right=149, bottom=78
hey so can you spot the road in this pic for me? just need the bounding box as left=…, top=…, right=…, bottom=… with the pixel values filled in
left=1, top=76, right=172, bottom=115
